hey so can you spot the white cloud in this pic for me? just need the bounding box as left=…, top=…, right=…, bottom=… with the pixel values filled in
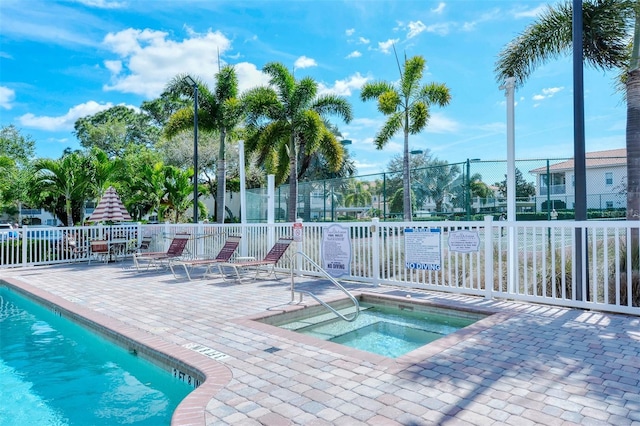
left=532, top=86, right=564, bottom=102
left=513, top=5, right=548, bottom=19
left=102, top=28, right=232, bottom=98
left=407, top=21, right=427, bottom=39
left=0, top=52, right=12, bottom=59
left=346, top=50, right=362, bottom=59
left=377, top=38, right=399, bottom=54
left=17, top=101, right=125, bottom=131
left=0, top=86, right=15, bottom=110
left=425, top=22, right=452, bottom=36
left=542, top=87, right=563, bottom=96
left=318, top=72, right=370, bottom=96
left=431, top=2, right=446, bottom=14
left=345, top=28, right=355, bottom=36
left=294, top=56, right=317, bottom=70
left=234, top=62, right=271, bottom=94
left=74, top=0, right=126, bottom=8
left=462, top=9, right=501, bottom=31
left=424, top=113, right=460, bottom=133
left=358, top=36, right=370, bottom=45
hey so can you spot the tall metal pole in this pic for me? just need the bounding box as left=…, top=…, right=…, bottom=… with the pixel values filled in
left=573, top=0, right=587, bottom=300
left=466, top=159, right=471, bottom=220
left=193, top=83, right=199, bottom=224
left=501, top=76, right=516, bottom=293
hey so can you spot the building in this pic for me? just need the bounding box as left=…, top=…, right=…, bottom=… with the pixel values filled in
left=529, top=148, right=626, bottom=211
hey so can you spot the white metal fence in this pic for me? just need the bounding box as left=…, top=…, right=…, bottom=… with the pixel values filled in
left=1, top=219, right=638, bottom=316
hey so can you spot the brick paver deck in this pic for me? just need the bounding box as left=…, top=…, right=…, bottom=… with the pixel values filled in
left=2, top=262, right=639, bottom=426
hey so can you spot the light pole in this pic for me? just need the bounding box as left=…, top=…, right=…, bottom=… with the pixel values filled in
left=466, top=158, right=481, bottom=220
left=184, top=75, right=199, bottom=223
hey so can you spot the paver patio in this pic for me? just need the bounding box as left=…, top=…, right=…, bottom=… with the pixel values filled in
left=2, top=261, right=639, bottom=425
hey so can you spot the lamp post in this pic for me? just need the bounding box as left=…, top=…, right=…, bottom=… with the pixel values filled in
left=184, top=75, right=199, bottom=223
left=466, top=158, right=481, bottom=220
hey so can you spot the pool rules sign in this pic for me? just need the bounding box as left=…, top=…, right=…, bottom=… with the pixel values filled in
left=404, top=227, right=441, bottom=271
left=322, top=225, right=351, bottom=277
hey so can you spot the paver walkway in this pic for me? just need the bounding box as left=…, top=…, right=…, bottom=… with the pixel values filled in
left=2, top=262, right=639, bottom=425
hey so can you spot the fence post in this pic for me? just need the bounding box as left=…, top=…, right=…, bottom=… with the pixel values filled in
left=371, top=218, right=380, bottom=286
left=21, top=227, right=27, bottom=267
left=484, top=215, right=494, bottom=299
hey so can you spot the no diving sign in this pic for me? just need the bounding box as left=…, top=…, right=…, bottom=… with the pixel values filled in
left=293, top=222, right=303, bottom=242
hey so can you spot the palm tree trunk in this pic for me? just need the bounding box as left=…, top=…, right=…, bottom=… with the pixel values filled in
left=216, top=131, right=226, bottom=224
left=403, top=128, right=412, bottom=221
left=288, top=134, right=298, bottom=221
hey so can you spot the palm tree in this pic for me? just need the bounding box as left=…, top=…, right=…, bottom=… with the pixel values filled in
left=344, top=180, right=372, bottom=208
left=422, top=160, right=461, bottom=213
left=31, top=152, right=91, bottom=226
left=495, top=0, right=638, bottom=220
left=87, top=147, right=123, bottom=199
left=361, top=54, right=451, bottom=221
left=159, top=165, right=206, bottom=223
left=243, top=62, right=353, bottom=221
left=165, top=66, right=243, bottom=223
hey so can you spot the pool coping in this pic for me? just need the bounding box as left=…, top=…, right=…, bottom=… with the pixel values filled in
left=1, top=277, right=233, bottom=426
left=234, top=291, right=513, bottom=374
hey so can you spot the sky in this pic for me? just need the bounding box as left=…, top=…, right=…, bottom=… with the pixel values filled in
left=0, top=0, right=626, bottom=178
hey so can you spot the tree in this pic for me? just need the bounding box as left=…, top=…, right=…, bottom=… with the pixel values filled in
left=0, top=125, right=35, bottom=165
left=0, top=125, right=35, bottom=219
left=158, top=165, right=206, bottom=223
left=361, top=54, right=451, bottom=221
left=420, top=160, right=461, bottom=213
left=344, top=180, right=372, bottom=208
left=495, top=168, right=536, bottom=199
left=164, top=67, right=243, bottom=224
left=387, top=150, right=433, bottom=208
left=114, top=145, right=164, bottom=221
left=243, top=62, right=352, bottom=221
left=495, top=0, right=638, bottom=220
left=86, top=147, right=123, bottom=199
left=74, top=106, right=160, bottom=157
left=30, top=152, right=92, bottom=226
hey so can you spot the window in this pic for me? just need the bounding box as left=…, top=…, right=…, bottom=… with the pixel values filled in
left=605, top=172, right=613, bottom=186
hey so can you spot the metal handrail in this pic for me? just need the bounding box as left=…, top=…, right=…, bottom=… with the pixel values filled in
left=290, top=250, right=359, bottom=322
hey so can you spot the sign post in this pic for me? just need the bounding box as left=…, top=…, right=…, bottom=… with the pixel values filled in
left=293, top=220, right=303, bottom=243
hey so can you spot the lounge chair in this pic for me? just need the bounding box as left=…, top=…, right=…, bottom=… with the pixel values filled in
left=133, top=233, right=190, bottom=271
left=89, top=240, right=110, bottom=264
left=126, top=235, right=153, bottom=256
left=219, top=237, right=293, bottom=282
left=169, top=235, right=241, bottom=280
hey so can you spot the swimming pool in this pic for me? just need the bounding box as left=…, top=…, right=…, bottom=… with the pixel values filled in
left=0, top=286, right=193, bottom=425
left=255, top=294, right=488, bottom=358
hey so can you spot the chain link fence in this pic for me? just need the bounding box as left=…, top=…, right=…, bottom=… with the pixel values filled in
left=243, top=156, right=627, bottom=222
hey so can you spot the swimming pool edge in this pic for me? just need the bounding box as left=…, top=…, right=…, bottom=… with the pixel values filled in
left=1, top=277, right=232, bottom=426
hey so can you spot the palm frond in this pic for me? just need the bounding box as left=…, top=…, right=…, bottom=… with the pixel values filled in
left=374, top=112, right=403, bottom=149
left=360, top=81, right=394, bottom=101
left=409, top=102, right=429, bottom=134
left=401, top=56, right=426, bottom=98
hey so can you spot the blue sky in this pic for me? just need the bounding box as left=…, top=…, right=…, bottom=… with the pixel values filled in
left=0, top=0, right=626, bottom=177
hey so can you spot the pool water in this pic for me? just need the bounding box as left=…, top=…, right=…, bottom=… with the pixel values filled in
left=272, top=300, right=484, bottom=358
left=0, top=287, right=192, bottom=425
